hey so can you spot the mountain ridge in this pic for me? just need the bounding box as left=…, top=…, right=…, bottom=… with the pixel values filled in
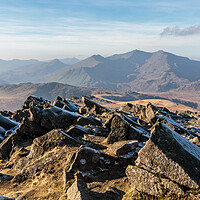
left=0, top=50, right=199, bottom=92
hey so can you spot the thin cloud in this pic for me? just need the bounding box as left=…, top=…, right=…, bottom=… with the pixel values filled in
left=160, top=26, right=200, bottom=36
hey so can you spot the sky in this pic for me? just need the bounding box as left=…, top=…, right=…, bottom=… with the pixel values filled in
left=0, top=0, right=200, bottom=60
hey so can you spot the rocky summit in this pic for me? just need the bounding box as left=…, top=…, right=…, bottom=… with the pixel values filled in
left=0, top=95, right=199, bottom=199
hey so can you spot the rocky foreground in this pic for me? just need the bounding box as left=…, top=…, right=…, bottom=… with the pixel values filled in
left=0, top=96, right=200, bottom=199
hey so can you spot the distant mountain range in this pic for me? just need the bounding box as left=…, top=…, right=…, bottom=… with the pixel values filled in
left=0, top=50, right=199, bottom=92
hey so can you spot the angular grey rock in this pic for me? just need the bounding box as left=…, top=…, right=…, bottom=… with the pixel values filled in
left=106, top=140, right=139, bottom=156
left=0, top=133, right=20, bottom=160
left=82, top=96, right=110, bottom=114
left=28, top=129, right=80, bottom=159
left=140, top=102, right=158, bottom=123
left=65, top=146, right=121, bottom=174
left=67, top=175, right=90, bottom=200
left=0, top=115, right=18, bottom=130
left=65, top=125, right=89, bottom=138
left=41, top=106, right=82, bottom=129
left=105, top=115, right=149, bottom=144
left=135, top=122, right=200, bottom=190
left=0, top=173, right=13, bottom=181
left=105, top=115, right=129, bottom=144
left=126, top=165, right=184, bottom=197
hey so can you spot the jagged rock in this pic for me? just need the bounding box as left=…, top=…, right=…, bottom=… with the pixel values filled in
left=0, top=115, right=18, bottom=131
left=21, top=96, right=48, bottom=110
left=106, top=140, right=139, bottom=156
left=105, top=115, right=149, bottom=144
left=0, top=173, right=13, bottom=181
left=28, top=129, right=80, bottom=159
left=82, top=96, right=110, bottom=114
left=16, top=117, right=48, bottom=138
left=11, top=110, right=30, bottom=123
left=12, top=146, right=68, bottom=182
left=0, top=111, right=13, bottom=118
left=29, top=106, right=42, bottom=123
left=129, top=126, right=149, bottom=141
left=126, top=165, right=184, bottom=197
left=83, top=134, right=106, bottom=144
left=0, top=133, right=21, bottom=160
left=105, top=186, right=120, bottom=196
left=140, top=102, right=158, bottom=123
left=65, top=146, right=122, bottom=175
left=135, top=122, right=200, bottom=190
left=65, top=125, right=89, bottom=138
left=41, top=106, right=82, bottom=129
left=120, top=103, right=133, bottom=113
left=74, top=116, right=102, bottom=127
left=0, top=126, right=6, bottom=135
left=66, top=173, right=90, bottom=200
left=105, top=115, right=129, bottom=144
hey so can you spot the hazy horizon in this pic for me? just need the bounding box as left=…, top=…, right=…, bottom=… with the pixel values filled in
left=0, top=0, right=200, bottom=60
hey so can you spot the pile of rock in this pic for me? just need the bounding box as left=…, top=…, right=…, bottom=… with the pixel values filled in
left=0, top=96, right=199, bottom=199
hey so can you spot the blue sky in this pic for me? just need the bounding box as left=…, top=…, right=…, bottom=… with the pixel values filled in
left=0, top=0, right=200, bottom=60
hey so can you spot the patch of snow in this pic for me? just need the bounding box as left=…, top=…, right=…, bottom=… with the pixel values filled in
left=162, top=124, right=200, bottom=161
left=59, top=130, right=74, bottom=140
left=80, top=159, right=86, bottom=165
left=84, top=146, right=101, bottom=154
left=127, top=141, right=138, bottom=145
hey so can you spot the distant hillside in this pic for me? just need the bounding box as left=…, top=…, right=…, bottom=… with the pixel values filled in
left=50, top=50, right=200, bottom=92
left=0, top=82, right=198, bottom=111
left=0, top=59, right=68, bottom=83
left=0, top=59, right=40, bottom=73
left=0, top=82, right=114, bottom=110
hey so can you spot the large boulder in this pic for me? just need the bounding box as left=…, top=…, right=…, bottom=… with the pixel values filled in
left=66, top=174, right=90, bottom=200
left=126, top=166, right=184, bottom=197
left=0, top=133, right=21, bottom=160
left=41, top=106, right=82, bottom=129
left=106, top=140, right=139, bottom=157
left=140, top=103, right=158, bottom=123
left=28, top=129, right=80, bottom=159
left=82, top=96, right=110, bottom=114
left=135, top=122, right=200, bottom=190
left=105, top=115, right=149, bottom=144
left=0, top=115, right=18, bottom=131
left=105, top=115, right=129, bottom=144
left=65, top=146, right=123, bottom=175
left=16, top=117, right=48, bottom=138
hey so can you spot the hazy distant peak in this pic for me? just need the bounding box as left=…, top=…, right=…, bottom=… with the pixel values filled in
left=59, top=57, right=80, bottom=65
left=91, top=54, right=106, bottom=61
left=49, top=58, right=64, bottom=64
left=107, top=49, right=151, bottom=60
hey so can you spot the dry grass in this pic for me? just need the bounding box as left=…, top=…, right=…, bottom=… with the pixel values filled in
left=94, top=94, right=199, bottom=112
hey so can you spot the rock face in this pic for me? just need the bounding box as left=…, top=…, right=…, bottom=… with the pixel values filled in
left=0, top=95, right=200, bottom=199
left=82, top=96, right=110, bottom=114
left=126, top=166, right=184, bottom=197
left=135, top=122, right=200, bottom=190
left=66, top=174, right=90, bottom=200
left=28, top=129, right=80, bottom=159
left=65, top=146, right=122, bottom=174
